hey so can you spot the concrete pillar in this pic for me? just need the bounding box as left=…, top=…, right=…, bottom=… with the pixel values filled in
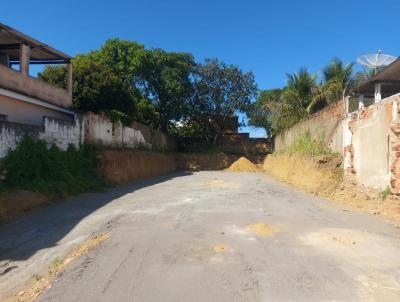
left=358, top=94, right=365, bottom=110
left=375, top=83, right=382, bottom=103
left=19, top=44, right=30, bottom=75
left=67, top=62, right=73, bottom=99
left=345, top=95, right=350, bottom=115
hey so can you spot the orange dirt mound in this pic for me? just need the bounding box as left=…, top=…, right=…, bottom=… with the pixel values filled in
left=226, top=157, right=259, bottom=172
left=245, top=223, right=277, bottom=236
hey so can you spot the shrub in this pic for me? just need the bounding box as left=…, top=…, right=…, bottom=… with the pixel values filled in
left=0, top=136, right=102, bottom=195
left=285, top=131, right=336, bottom=157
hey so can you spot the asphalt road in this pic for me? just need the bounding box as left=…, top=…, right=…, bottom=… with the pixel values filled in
left=2, top=171, right=400, bottom=301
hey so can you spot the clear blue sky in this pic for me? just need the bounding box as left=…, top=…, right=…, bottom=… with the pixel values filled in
left=2, top=0, right=400, bottom=137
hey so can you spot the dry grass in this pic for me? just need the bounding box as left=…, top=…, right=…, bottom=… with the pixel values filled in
left=263, top=153, right=400, bottom=226
left=4, top=233, right=109, bottom=302
left=263, top=154, right=342, bottom=194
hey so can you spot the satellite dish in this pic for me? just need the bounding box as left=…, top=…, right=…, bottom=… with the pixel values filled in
left=357, top=50, right=397, bottom=74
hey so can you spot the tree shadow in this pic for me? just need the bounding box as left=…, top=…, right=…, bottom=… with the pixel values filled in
left=0, top=171, right=192, bottom=268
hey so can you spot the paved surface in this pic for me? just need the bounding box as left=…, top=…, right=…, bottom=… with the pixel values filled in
left=1, top=171, right=400, bottom=301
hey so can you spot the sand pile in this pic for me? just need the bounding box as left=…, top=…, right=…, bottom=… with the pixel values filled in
left=226, top=157, right=259, bottom=172
left=246, top=223, right=277, bottom=236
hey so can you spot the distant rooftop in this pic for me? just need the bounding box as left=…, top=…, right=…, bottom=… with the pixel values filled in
left=0, top=23, right=71, bottom=64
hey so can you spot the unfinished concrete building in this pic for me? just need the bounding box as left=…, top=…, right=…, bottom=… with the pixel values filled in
left=0, top=23, right=73, bottom=126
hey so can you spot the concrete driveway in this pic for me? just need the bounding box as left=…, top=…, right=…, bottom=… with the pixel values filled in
left=1, top=171, right=400, bottom=301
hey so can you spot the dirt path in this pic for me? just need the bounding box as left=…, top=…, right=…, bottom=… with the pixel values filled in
left=1, top=171, right=400, bottom=301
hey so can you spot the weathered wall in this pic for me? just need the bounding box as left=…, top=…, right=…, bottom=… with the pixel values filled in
left=274, top=101, right=345, bottom=153
left=344, top=94, right=400, bottom=190
left=0, top=112, right=177, bottom=158
left=40, top=116, right=84, bottom=150
left=0, top=121, right=41, bottom=158
left=84, top=113, right=176, bottom=152
left=272, top=95, right=400, bottom=191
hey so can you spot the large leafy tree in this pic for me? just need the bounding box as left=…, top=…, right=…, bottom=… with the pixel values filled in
left=247, top=89, right=283, bottom=137
left=191, top=58, right=258, bottom=143
left=93, top=39, right=145, bottom=87
left=39, top=55, right=136, bottom=117
left=137, top=49, right=195, bottom=131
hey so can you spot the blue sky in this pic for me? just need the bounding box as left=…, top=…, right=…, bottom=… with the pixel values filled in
left=2, top=0, right=400, bottom=137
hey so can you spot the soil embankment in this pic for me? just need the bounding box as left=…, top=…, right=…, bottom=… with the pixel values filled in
left=98, top=150, right=177, bottom=185
left=263, top=153, right=400, bottom=226
left=0, top=150, right=263, bottom=224
left=263, top=154, right=342, bottom=194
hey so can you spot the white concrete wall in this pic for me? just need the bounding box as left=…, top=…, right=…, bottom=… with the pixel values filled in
left=0, top=113, right=175, bottom=158
left=84, top=113, right=151, bottom=149
left=0, top=122, right=35, bottom=158
left=343, top=94, right=400, bottom=189
left=39, top=117, right=83, bottom=150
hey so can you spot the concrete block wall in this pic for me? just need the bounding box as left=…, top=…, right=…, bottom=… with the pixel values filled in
left=343, top=96, right=398, bottom=189
left=0, top=122, right=41, bottom=158
left=274, top=94, right=400, bottom=191
left=274, top=101, right=345, bottom=154
left=40, top=116, right=83, bottom=150
left=0, top=112, right=176, bottom=158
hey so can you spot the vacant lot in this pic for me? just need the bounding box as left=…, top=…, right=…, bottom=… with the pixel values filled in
left=1, top=171, right=400, bottom=301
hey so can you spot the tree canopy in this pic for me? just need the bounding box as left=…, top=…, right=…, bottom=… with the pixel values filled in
left=187, top=58, right=257, bottom=143
left=247, top=58, right=361, bottom=137
left=39, top=39, right=257, bottom=140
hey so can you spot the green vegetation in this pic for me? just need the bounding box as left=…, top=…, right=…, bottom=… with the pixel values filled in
left=0, top=136, right=102, bottom=195
left=379, top=186, right=391, bottom=201
left=247, top=58, right=370, bottom=136
left=284, top=131, right=336, bottom=157
left=39, top=39, right=257, bottom=143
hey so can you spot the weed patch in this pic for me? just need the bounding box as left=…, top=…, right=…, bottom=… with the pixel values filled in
left=0, top=136, right=103, bottom=196
left=284, top=131, right=337, bottom=157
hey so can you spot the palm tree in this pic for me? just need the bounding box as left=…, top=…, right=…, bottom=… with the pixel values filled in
left=322, top=58, right=355, bottom=103
left=284, top=67, right=318, bottom=113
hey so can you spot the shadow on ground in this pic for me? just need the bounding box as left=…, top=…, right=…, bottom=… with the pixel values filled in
left=0, top=172, right=191, bottom=270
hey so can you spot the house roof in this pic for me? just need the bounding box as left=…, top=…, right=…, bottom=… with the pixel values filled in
left=356, top=58, right=400, bottom=96
left=0, top=23, right=71, bottom=64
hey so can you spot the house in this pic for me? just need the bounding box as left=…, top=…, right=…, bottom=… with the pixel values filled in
left=0, top=23, right=74, bottom=126
left=353, top=58, right=400, bottom=110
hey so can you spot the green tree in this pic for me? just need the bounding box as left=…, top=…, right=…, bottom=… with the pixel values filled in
left=247, top=89, right=283, bottom=137
left=282, top=67, right=318, bottom=115
left=39, top=55, right=137, bottom=118
left=94, top=39, right=145, bottom=87
left=322, top=58, right=355, bottom=103
left=192, top=58, right=258, bottom=143
left=137, top=49, right=195, bottom=131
